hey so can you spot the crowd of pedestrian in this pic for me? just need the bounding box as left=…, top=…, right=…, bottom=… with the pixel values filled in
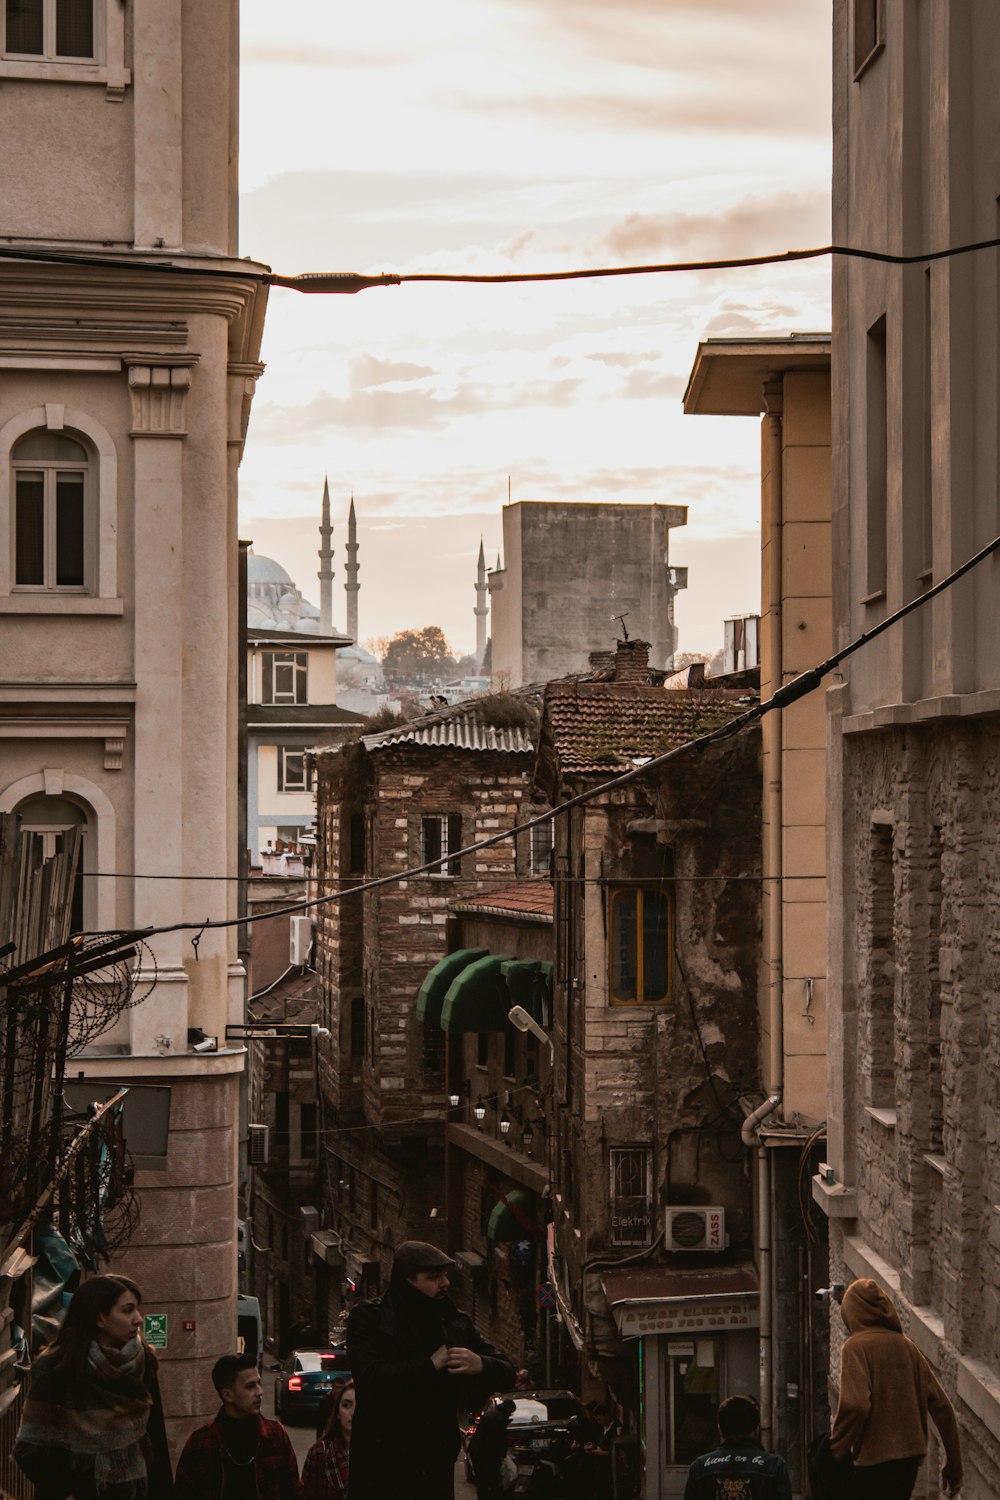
left=10, top=1264, right=966, bottom=1500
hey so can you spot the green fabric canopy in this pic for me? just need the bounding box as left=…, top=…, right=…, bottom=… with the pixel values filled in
left=439, top=953, right=515, bottom=1034
left=415, top=948, right=487, bottom=1026
left=487, top=1187, right=535, bottom=1242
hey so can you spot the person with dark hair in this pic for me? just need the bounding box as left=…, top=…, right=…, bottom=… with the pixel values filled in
left=682, top=1394, right=791, bottom=1499
left=14, top=1273, right=172, bottom=1500
left=467, top=1397, right=515, bottom=1500
left=346, top=1240, right=515, bottom=1500
left=301, top=1380, right=355, bottom=1500
left=829, top=1278, right=962, bottom=1499
left=173, top=1352, right=301, bottom=1500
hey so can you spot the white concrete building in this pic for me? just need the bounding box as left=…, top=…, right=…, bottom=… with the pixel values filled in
left=819, top=5, right=1000, bottom=1494
left=0, top=0, right=266, bottom=1449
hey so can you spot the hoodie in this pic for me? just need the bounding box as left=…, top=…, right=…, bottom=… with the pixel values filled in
left=830, top=1279, right=962, bottom=1487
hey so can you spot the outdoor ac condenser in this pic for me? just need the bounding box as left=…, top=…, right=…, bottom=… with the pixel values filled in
left=664, top=1205, right=726, bottom=1252
left=289, top=915, right=313, bottom=967
left=247, top=1124, right=270, bottom=1166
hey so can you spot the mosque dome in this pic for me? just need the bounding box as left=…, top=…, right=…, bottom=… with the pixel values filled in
left=247, top=554, right=293, bottom=586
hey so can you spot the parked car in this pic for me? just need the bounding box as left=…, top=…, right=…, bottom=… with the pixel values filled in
left=274, top=1348, right=351, bottom=1422
left=464, top=1391, right=585, bottom=1490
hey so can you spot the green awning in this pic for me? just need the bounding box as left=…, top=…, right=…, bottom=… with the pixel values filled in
left=501, top=959, right=553, bottom=1027
left=439, top=954, right=514, bottom=1034
left=416, top=948, right=488, bottom=1026
left=487, top=1188, right=535, bottom=1242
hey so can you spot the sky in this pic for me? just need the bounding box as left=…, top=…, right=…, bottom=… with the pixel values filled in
left=237, top=0, right=832, bottom=659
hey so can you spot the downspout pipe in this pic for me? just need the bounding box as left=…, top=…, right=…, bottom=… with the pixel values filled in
left=743, top=1094, right=780, bottom=1450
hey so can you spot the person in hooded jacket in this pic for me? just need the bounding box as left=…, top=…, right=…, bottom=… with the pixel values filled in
left=346, top=1241, right=514, bottom=1500
left=830, top=1278, right=962, bottom=1499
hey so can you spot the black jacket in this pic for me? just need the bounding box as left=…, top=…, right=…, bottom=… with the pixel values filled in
left=683, top=1437, right=792, bottom=1500
left=346, top=1281, right=514, bottom=1500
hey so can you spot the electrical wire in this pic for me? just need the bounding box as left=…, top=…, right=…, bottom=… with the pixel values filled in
left=77, top=522, right=1000, bottom=950
left=4, top=234, right=1000, bottom=293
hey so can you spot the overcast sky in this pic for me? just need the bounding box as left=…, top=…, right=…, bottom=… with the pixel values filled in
left=237, top=0, right=832, bottom=658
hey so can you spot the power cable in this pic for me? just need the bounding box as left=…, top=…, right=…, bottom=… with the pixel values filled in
left=79, top=523, right=1000, bottom=950
left=3, top=234, right=1000, bottom=295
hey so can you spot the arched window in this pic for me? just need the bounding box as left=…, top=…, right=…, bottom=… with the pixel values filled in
left=16, top=793, right=89, bottom=932
left=12, top=430, right=89, bottom=590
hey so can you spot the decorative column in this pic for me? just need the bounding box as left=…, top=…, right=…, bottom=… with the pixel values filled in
left=124, top=355, right=198, bottom=1053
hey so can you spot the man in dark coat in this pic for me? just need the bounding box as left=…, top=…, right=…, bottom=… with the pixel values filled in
left=683, top=1395, right=792, bottom=1500
left=347, top=1240, right=515, bottom=1500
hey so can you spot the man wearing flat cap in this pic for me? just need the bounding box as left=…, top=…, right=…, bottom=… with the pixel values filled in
left=347, top=1240, right=515, bottom=1500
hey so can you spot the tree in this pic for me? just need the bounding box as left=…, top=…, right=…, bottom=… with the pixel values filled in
left=382, top=626, right=456, bottom=685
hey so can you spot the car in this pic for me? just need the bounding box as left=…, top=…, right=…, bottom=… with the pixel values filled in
left=464, top=1390, right=586, bottom=1484
left=274, top=1348, right=352, bottom=1422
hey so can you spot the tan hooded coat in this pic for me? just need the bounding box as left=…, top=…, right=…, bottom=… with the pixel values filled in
left=830, top=1279, right=962, bottom=1487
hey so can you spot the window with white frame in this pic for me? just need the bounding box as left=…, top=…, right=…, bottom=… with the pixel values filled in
left=529, top=818, right=553, bottom=877
left=421, top=813, right=463, bottom=876
left=12, top=430, right=89, bottom=590
left=262, top=651, right=308, bottom=705
left=609, top=1146, right=653, bottom=1247
left=277, top=747, right=312, bottom=793
left=3, top=0, right=94, bottom=59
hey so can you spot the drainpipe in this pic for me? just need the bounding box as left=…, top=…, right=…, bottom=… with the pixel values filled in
left=742, top=1094, right=780, bottom=1447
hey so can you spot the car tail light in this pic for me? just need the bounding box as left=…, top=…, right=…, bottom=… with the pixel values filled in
left=288, top=1377, right=303, bottom=1391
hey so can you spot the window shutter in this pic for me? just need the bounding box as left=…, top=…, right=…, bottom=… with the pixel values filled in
left=262, top=654, right=273, bottom=704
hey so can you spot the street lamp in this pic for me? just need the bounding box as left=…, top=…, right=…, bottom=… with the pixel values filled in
left=522, top=1121, right=534, bottom=1156
left=499, top=1109, right=512, bottom=1138
left=507, top=1006, right=554, bottom=1055
left=448, top=1090, right=461, bottom=1109
left=473, top=1098, right=487, bottom=1128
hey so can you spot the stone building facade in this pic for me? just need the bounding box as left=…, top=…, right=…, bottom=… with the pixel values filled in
left=310, top=699, right=540, bottom=1325
left=533, top=640, right=762, bottom=1500
left=0, top=0, right=266, bottom=1449
left=818, top=5, right=1000, bottom=1495
left=489, top=502, right=688, bottom=689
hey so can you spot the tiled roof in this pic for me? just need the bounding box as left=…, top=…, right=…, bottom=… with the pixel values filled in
left=542, top=683, right=756, bottom=775
left=361, top=700, right=537, bottom=755
left=453, top=881, right=554, bottom=923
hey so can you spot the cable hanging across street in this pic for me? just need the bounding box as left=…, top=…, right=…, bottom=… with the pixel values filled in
left=61, top=525, right=1000, bottom=956
left=2, top=233, right=1000, bottom=295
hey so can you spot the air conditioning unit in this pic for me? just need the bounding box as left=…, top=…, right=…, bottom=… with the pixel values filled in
left=247, top=1124, right=270, bottom=1166
left=290, top=915, right=314, bottom=967
left=665, top=1205, right=726, bottom=1252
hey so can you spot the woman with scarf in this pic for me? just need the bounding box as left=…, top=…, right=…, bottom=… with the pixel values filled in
left=14, top=1274, right=172, bottom=1500
left=302, top=1380, right=355, bottom=1500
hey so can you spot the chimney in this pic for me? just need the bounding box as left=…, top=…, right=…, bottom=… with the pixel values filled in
left=588, top=650, right=615, bottom=675
left=613, top=638, right=651, bottom=685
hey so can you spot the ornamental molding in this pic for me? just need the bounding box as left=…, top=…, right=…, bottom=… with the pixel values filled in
left=123, top=355, right=199, bottom=438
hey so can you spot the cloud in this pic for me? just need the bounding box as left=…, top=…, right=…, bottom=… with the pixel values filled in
left=351, top=354, right=435, bottom=388
left=600, top=190, right=830, bottom=262
left=241, top=41, right=406, bottom=69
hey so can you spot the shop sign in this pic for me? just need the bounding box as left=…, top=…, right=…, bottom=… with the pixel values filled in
left=617, top=1296, right=758, bottom=1337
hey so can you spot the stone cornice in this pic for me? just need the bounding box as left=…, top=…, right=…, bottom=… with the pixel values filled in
left=0, top=259, right=270, bottom=330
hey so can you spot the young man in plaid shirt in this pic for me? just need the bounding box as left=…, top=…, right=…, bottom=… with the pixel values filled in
left=175, top=1354, right=302, bottom=1500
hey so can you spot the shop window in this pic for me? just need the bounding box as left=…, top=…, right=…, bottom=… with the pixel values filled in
left=608, top=887, right=673, bottom=1004
left=609, top=1146, right=653, bottom=1247
left=422, top=813, right=463, bottom=876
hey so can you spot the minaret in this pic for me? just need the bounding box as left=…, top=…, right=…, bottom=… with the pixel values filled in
left=318, top=476, right=334, bottom=634
left=345, top=494, right=360, bottom=643
left=475, top=538, right=489, bottom=667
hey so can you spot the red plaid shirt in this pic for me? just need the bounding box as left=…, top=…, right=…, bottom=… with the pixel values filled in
left=174, top=1414, right=302, bottom=1500
left=301, top=1438, right=349, bottom=1500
